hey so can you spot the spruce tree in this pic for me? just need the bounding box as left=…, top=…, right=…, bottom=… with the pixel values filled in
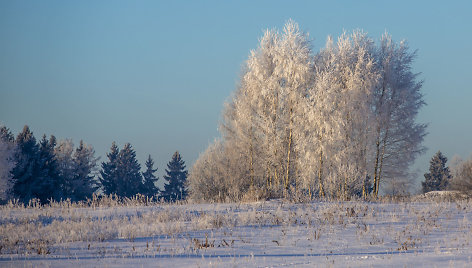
left=141, top=155, right=159, bottom=198
left=12, top=125, right=40, bottom=203
left=162, top=151, right=188, bottom=201
left=70, top=140, right=99, bottom=201
left=0, top=126, right=15, bottom=143
left=0, top=126, right=16, bottom=201
left=115, top=143, right=142, bottom=198
left=422, top=151, right=452, bottom=193
left=35, top=134, right=60, bottom=203
left=99, top=142, right=119, bottom=195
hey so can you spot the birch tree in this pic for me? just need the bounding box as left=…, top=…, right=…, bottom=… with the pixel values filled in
left=189, top=22, right=426, bottom=202
left=300, top=31, right=378, bottom=199
left=220, top=20, right=314, bottom=198
left=188, top=140, right=230, bottom=202
left=371, top=34, right=426, bottom=197
left=450, top=157, right=472, bottom=194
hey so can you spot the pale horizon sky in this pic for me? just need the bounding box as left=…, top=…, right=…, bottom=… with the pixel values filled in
left=1, top=1, right=471, bottom=191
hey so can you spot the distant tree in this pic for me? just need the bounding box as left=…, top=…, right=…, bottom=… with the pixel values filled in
left=0, top=126, right=16, bottom=201
left=69, top=140, right=99, bottom=201
left=162, top=151, right=188, bottom=201
left=35, top=134, right=61, bottom=202
left=54, top=139, right=75, bottom=199
left=188, top=140, right=230, bottom=202
left=382, top=175, right=415, bottom=196
left=422, top=151, right=451, bottom=193
left=11, top=125, right=41, bottom=203
left=99, top=142, right=120, bottom=195
left=140, top=155, right=159, bottom=198
left=450, top=157, right=472, bottom=194
left=115, top=143, right=143, bottom=198
left=11, top=126, right=59, bottom=203
left=0, top=125, right=15, bottom=143
left=53, top=139, right=99, bottom=201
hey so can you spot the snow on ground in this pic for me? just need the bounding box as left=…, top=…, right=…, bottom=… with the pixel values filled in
left=1, top=199, right=471, bottom=267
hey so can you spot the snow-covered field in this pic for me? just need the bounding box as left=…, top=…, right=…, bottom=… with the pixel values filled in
left=1, top=198, right=471, bottom=267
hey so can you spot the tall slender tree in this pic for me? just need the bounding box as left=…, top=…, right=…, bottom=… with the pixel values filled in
left=115, top=143, right=142, bottom=198
left=220, top=20, right=313, bottom=198
left=141, top=155, right=159, bottom=198
left=99, top=142, right=120, bottom=195
left=162, top=151, right=188, bottom=201
left=0, top=126, right=16, bottom=201
left=12, top=126, right=40, bottom=203
left=54, top=139, right=75, bottom=199
left=371, top=34, right=426, bottom=197
left=35, top=134, right=60, bottom=202
left=70, top=140, right=99, bottom=201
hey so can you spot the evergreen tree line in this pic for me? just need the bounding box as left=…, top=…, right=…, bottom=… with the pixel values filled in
left=0, top=125, right=188, bottom=204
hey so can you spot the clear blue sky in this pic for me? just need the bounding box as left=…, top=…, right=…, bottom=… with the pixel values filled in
left=1, top=1, right=471, bottom=189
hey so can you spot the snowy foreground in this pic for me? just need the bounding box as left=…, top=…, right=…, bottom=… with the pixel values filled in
left=1, top=198, right=472, bottom=267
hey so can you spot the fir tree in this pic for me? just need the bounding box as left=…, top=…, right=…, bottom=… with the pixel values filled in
left=12, top=125, right=40, bottom=203
left=141, top=155, right=159, bottom=198
left=99, top=142, right=119, bottom=195
left=0, top=126, right=16, bottom=201
left=422, top=151, right=452, bottom=193
left=70, top=140, right=99, bottom=201
left=0, top=125, right=15, bottom=143
left=35, top=134, right=60, bottom=203
left=115, top=143, right=142, bottom=198
left=162, top=151, right=188, bottom=201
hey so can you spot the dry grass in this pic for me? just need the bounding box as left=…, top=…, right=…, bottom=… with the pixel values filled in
left=1, top=194, right=471, bottom=262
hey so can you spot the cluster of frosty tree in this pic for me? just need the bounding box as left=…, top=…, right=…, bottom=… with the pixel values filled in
left=0, top=125, right=188, bottom=204
left=189, top=21, right=427, bottom=202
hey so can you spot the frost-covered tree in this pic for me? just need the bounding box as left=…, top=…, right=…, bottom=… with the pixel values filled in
left=450, top=157, right=472, bottom=194
left=190, top=21, right=426, bottom=202
left=54, top=139, right=99, bottom=201
left=189, top=140, right=231, bottom=202
left=220, top=20, right=313, bottom=198
left=371, top=34, right=426, bottom=197
left=220, top=28, right=280, bottom=196
left=0, top=126, right=16, bottom=201
left=69, top=140, right=99, bottom=201
left=162, top=151, right=188, bottom=201
left=382, top=175, right=415, bottom=196
left=99, top=142, right=120, bottom=195
left=141, top=155, right=159, bottom=198
left=422, top=151, right=451, bottom=193
left=300, top=31, right=379, bottom=199
left=54, top=139, right=75, bottom=199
